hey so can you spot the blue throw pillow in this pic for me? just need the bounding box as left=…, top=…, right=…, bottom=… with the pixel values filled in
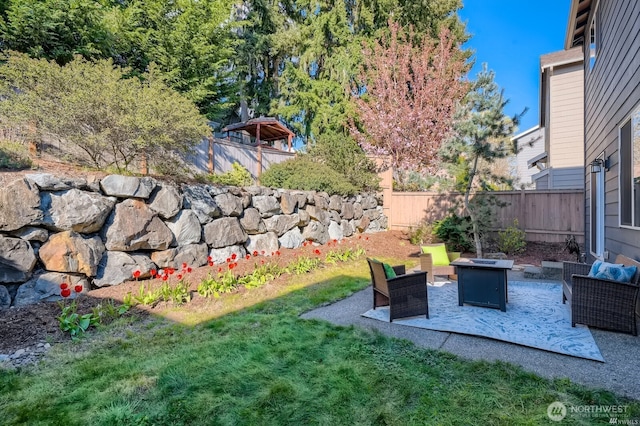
left=588, top=260, right=603, bottom=277
left=593, top=263, right=637, bottom=283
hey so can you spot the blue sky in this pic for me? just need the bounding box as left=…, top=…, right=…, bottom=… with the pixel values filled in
left=458, top=1, right=572, bottom=133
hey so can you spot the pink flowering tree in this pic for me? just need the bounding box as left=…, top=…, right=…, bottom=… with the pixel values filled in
left=350, top=20, right=469, bottom=183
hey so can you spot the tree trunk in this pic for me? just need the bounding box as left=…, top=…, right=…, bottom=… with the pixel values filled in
left=463, top=154, right=483, bottom=258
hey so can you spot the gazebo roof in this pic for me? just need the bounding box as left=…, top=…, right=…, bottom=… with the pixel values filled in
left=221, top=117, right=294, bottom=142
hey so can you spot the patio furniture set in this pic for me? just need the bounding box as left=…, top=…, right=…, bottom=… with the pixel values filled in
left=367, top=243, right=640, bottom=335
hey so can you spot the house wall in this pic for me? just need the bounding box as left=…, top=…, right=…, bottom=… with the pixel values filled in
left=582, top=0, right=640, bottom=261
left=548, top=63, right=585, bottom=169
left=512, top=127, right=545, bottom=188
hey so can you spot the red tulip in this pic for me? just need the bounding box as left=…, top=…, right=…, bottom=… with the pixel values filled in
left=226, top=258, right=231, bottom=263
left=168, top=268, right=175, bottom=275
left=150, top=269, right=157, bottom=277
left=333, top=239, right=337, bottom=244
left=314, top=249, right=321, bottom=255
left=276, top=251, right=281, bottom=256
left=231, top=253, right=237, bottom=260
left=246, top=254, right=251, bottom=260
left=252, top=250, right=258, bottom=257
left=208, top=261, right=214, bottom=267
left=229, top=263, right=235, bottom=270
left=218, top=267, right=223, bottom=273
left=74, top=285, right=83, bottom=293
left=177, top=274, right=183, bottom=280
left=60, top=282, right=68, bottom=290
left=207, top=256, right=212, bottom=262
left=61, top=288, right=71, bottom=298
left=132, top=270, right=141, bottom=279
left=187, top=267, right=192, bottom=273
left=162, top=274, right=168, bottom=281
left=182, top=262, right=188, bottom=269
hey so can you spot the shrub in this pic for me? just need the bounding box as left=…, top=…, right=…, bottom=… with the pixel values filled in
left=432, top=215, right=473, bottom=252
left=0, top=140, right=32, bottom=169
left=208, top=162, right=253, bottom=187
left=0, top=52, right=210, bottom=174
left=497, top=219, right=527, bottom=254
left=407, top=221, right=435, bottom=245
left=260, top=156, right=359, bottom=196
left=307, top=132, right=380, bottom=193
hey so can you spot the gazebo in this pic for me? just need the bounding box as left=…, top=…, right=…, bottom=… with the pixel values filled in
left=221, top=117, right=294, bottom=152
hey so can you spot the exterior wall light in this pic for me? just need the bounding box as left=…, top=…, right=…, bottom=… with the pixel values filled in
left=590, top=157, right=611, bottom=173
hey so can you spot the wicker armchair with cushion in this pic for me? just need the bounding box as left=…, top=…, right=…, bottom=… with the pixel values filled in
left=367, top=258, right=429, bottom=321
left=563, top=254, right=640, bottom=335
left=420, top=243, right=460, bottom=283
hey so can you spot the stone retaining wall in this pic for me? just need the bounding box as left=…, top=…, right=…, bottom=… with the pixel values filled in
left=0, top=174, right=387, bottom=308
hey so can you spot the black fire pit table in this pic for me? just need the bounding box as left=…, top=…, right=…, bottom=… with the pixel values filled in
left=450, top=258, right=514, bottom=312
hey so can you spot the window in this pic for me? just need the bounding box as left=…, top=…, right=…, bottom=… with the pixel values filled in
left=619, top=107, right=640, bottom=228
left=589, top=16, right=597, bottom=70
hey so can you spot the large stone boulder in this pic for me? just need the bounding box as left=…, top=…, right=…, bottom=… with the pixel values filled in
left=25, top=173, right=74, bottom=191
left=0, top=178, right=43, bottom=232
left=165, top=209, right=202, bottom=247
left=103, top=199, right=173, bottom=251
left=264, top=214, right=299, bottom=237
left=38, top=231, right=105, bottom=277
left=214, top=193, right=243, bottom=217
left=252, top=195, right=281, bottom=218
left=148, top=184, right=183, bottom=220
left=208, top=245, right=248, bottom=265
left=14, top=272, right=89, bottom=306
left=100, top=175, right=156, bottom=199
left=203, top=217, right=248, bottom=248
left=328, top=195, right=343, bottom=212
left=341, top=202, right=355, bottom=220
left=327, top=221, right=344, bottom=241
left=279, top=192, right=298, bottom=215
left=93, top=251, right=155, bottom=287
left=182, top=185, right=221, bottom=223
left=9, top=226, right=48, bottom=243
left=245, top=232, right=279, bottom=256
left=239, top=208, right=266, bottom=234
left=302, top=220, right=329, bottom=244
left=40, top=189, right=116, bottom=233
left=279, top=228, right=304, bottom=249
left=305, top=205, right=330, bottom=225
left=0, top=285, right=10, bottom=309
left=0, top=236, right=37, bottom=283
left=151, top=243, right=208, bottom=269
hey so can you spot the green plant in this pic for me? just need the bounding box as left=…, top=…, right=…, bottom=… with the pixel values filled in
left=90, top=299, right=131, bottom=325
left=260, top=156, right=359, bottom=196
left=56, top=282, right=99, bottom=339
left=0, top=140, right=33, bottom=169
left=207, top=162, right=254, bottom=187
left=497, top=219, right=527, bottom=254
left=407, top=221, right=435, bottom=245
left=432, top=214, right=473, bottom=252
left=289, top=256, right=322, bottom=274
left=324, top=247, right=366, bottom=264
left=197, top=271, right=239, bottom=298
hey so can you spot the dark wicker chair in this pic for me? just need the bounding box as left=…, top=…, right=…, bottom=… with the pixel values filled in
left=366, top=258, right=428, bottom=321
left=563, top=255, right=640, bottom=335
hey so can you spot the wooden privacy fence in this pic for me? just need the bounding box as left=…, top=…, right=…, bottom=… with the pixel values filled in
left=188, top=137, right=295, bottom=179
left=386, top=189, right=585, bottom=243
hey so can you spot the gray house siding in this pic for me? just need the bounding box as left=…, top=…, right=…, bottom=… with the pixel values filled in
left=577, top=0, right=640, bottom=261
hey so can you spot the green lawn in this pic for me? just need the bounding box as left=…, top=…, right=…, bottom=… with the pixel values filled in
left=1, top=259, right=638, bottom=425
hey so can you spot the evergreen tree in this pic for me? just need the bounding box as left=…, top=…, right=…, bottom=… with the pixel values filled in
left=439, top=64, right=524, bottom=257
